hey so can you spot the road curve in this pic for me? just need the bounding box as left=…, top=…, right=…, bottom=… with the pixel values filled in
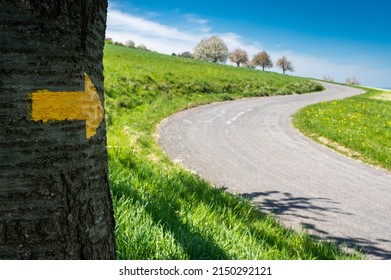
left=157, top=83, right=391, bottom=259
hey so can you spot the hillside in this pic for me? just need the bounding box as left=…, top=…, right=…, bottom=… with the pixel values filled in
left=103, top=44, right=359, bottom=260
left=104, top=44, right=323, bottom=112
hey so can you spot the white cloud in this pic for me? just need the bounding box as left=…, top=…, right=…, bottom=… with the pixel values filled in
left=106, top=8, right=205, bottom=54
left=107, top=10, right=197, bottom=43
left=220, top=33, right=262, bottom=57
left=184, top=14, right=212, bottom=33
left=106, top=6, right=263, bottom=55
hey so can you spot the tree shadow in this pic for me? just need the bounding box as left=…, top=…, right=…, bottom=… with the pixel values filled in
left=302, top=220, right=391, bottom=259
left=328, top=236, right=391, bottom=259
left=240, top=190, right=391, bottom=259
left=241, top=191, right=350, bottom=217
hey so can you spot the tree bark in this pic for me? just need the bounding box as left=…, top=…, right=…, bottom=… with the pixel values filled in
left=0, top=0, right=116, bottom=259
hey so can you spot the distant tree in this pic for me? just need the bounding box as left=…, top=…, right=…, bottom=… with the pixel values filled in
left=229, top=48, right=249, bottom=67
left=276, top=56, right=294, bottom=74
left=105, top=37, right=113, bottom=44
left=113, top=41, right=125, bottom=47
left=252, top=51, right=273, bottom=71
left=194, top=36, right=228, bottom=63
left=180, top=51, right=193, bottom=58
left=125, top=39, right=135, bottom=48
left=346, top=76, right=360, bottom=85
left=323, top=76, right=334, bottom=82
left=137, top=43, right=148, bottom=51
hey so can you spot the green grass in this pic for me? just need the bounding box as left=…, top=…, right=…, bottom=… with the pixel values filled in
left=104, top=43, right=361, bottom=259
left=293, top=88, right=391, bottom=171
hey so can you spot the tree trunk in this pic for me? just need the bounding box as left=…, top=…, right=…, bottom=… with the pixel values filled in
left=0, top=0, right=116, bottom=259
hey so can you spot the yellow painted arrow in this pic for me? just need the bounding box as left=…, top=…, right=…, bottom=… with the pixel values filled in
left=31, top=73, right=104, bottom=139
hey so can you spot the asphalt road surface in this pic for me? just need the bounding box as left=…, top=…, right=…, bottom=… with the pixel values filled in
left=157, top=83, right=391, bottom=259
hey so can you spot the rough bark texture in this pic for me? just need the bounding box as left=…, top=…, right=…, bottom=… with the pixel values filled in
left=0, top=0, right=116, bottom=259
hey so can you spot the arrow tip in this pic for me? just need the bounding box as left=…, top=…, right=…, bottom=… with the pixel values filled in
left=84, top=73, right=105, bottom=139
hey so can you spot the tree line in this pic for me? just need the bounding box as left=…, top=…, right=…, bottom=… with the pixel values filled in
left=192, top=36, right=294, bottom=75
left=108, top=36, right=294, bottom=75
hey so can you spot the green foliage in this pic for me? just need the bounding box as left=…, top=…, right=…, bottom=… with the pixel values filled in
left=293, top=89, right=391, bottom=171
left=104, top=44, right=360, bottom=259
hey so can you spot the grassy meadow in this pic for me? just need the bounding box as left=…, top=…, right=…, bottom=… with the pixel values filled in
left=293, top=88, right=391, bottom=171
left=103, top=43, right=361, bottom=259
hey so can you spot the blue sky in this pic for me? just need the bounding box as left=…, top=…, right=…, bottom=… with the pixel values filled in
left=106, top=0, right=391, bottom=87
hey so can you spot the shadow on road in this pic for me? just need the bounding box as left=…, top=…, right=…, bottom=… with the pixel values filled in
left=240, top=190, right=391, bottom=259
left=240, top=190, right=352, bottom=218
left=329, top=236, right=391, bottom=260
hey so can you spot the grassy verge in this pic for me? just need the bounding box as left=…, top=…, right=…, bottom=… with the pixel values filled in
left=104, top=44, right=360, bottom=259
left=293, top=88, right=391, bottom=171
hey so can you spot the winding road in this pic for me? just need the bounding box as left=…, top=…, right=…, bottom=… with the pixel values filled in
left=157, top=83, right=391, bottom=259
